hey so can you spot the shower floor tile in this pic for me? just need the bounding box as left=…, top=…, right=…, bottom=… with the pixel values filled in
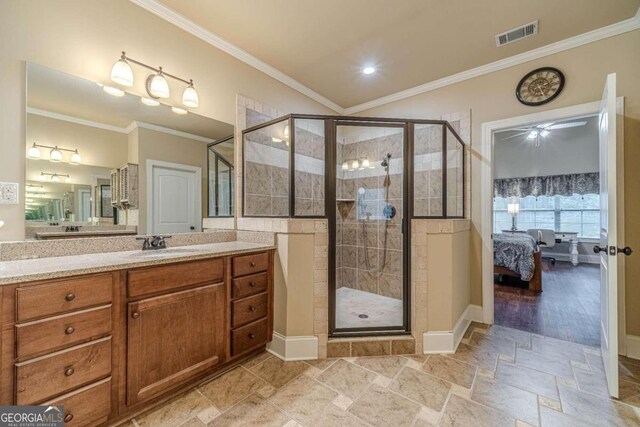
left=336, top=287, right=403, bottom=329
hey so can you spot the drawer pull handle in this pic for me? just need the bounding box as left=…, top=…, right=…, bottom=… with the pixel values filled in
left=65, top=326, right=75, bottom=335
left=64, top=414, right=74, bottom=422
left=248, top=333, right=256, bottom=339
left=249, top=306, right=257, bottom=312
left=249, top=282, right=257, bottom=287
left=65, top=293, right=76, bottom=301
left=250, top=262, right=256, bottom=267
left=132, top=312, right=140, bottom=319
left=64, top=367, right=75, bottom=376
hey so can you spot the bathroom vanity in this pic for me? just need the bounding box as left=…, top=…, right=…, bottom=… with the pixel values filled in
left=0, top=243, right=275, bottom=426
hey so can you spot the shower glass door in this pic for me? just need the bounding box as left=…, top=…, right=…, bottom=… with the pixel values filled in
left=332, top=121, right=408, bottom=334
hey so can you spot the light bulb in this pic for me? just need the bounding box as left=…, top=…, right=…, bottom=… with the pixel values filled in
left=171, top=107, right=188, bottom=115
left=182, top=83, right=199, bottom=108
left=38, top=173, right=46, bottom=182
left=362, top=66, right=376, bottom=75
left=103, top=86, right=125, bottom=97
left=49, top=147, right=63, bottom=162
left=351, top=160, right=359, bottom=170
left=540, top=129, right=550, bottom=137
left=65, top=176, right=72, bottom=183
left=342, top=161, right=349, bottom=170
left=69, top=150, right=81, bottom=165
left=110, top=57, right=133, bottom=86
left=141, top=97, right=160, bottom=106
left=361, top=158, right=370, bottom=168
left=27, top=143, right=41, bottom=159
left=51, top=174, right=60, bottom=183
left=147, top=70, right=170, bottom=98
left=527, top=130, right=538, bottom=140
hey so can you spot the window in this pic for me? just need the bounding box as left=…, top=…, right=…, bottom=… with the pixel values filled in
left=493, top=194, right=599, bottom=238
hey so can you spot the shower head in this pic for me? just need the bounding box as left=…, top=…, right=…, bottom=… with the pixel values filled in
left=380, top=153, right=392, bottom=168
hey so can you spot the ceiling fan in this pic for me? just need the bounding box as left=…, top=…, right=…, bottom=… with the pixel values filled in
left=502, top=120, right=587, bottom=146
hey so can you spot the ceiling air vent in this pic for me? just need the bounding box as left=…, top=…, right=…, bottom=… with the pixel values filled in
left=495, top=20, right=538, bottom=47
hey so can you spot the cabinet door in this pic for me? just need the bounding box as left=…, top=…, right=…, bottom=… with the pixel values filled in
left=127, top=283, right=225, bottom=405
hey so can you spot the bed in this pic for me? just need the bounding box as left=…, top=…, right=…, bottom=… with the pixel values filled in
left=493, top=233, right=542, bottom=292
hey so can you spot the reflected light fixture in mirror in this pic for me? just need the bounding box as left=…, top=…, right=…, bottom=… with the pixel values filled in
left=69, top=150, right=82, bottom=165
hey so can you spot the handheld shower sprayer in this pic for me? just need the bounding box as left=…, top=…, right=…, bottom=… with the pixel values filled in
left=380, top=153, right=392, bottom=169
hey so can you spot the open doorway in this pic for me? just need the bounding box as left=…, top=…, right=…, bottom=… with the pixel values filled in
left=491, top=116, right=601, bottom=346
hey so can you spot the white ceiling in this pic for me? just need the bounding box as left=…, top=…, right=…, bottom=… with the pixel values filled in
left=136, top=0, right=640, bottom=111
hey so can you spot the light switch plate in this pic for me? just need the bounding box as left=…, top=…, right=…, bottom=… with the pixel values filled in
left=0, top=182, right=19, bottom=205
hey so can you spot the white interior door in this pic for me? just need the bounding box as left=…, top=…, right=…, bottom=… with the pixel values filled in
left=149, top=161, right=201, bottom=235
left=598, top=73, right=619, bottom=398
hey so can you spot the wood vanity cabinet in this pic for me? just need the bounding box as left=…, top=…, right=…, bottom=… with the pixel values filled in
left=0, top=249, right=275, bottom=426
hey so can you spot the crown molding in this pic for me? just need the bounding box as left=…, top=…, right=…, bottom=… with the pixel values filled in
left=130, top=1, right=639, bottom=116
left=129, top=0, right=344, bottom=114
left=129, top=120, right=214, bottom=143
left=27, top=107, right=214, bottom=142
left=27, top=107, right=129, bottom=133
left=344, top=11, right=640, bottom=114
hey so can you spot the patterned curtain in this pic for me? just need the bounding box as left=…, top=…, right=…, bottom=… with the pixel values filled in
left=494, top=172, right=599, bottom=198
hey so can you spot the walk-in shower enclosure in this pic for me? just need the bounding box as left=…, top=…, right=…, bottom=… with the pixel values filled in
left=242, top=115, right=465, bottom=336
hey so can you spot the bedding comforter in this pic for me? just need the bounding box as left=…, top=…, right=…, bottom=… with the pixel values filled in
left=493, top=233, right=538, bottom=281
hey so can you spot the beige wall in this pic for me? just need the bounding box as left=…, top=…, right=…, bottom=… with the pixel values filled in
left=357, top=29, right=640, bottom=336
left=135, top=127, right=207, bottom=234
left=0, top=0, right=335, bottom=241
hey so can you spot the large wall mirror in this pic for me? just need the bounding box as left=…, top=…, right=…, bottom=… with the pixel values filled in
left=25, top=63, right=234, bottom=240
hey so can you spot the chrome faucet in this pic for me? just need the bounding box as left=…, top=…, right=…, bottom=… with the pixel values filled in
left=136, top=235, right=172, bottom=250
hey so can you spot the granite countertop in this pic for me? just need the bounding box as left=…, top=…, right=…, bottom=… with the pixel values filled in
left=0, top=241, right=275, bottom=285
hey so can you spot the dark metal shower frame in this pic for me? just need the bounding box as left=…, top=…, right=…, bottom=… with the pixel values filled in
left=207, top=135, right=234, bottom=218
left=241, top=114, right=466, bottom=337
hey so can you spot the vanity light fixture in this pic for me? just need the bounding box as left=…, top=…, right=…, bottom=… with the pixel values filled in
left=171, top=106, right=188, bottom=115
left=49, top=147, right=63, bottom=162
left=28, top=143, right=82, bottom=164
left=272, top=137, right=283, bottom=143
left=361, top=158, right=370, bottom=169
left=110, top=53, right=134, bottom=86
left=39, top=172, right=70, bottom=183
left=283, top=125, right=290, bottom=139
left=69, top=150, right=82, bottom=165
left=540, top=129, right=550, bottom=137
left=351, top=160, right=360, bottom=170
left=141, top=97, right=160, bottom=107
left=103, top=85, right=125, bottom=97
left=342, top=161, right=349, bottom=170
left=110, top=52, right=199, bottom=107
left=27, top=143, right=41, bottom=159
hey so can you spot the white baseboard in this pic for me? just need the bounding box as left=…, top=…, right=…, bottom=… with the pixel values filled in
left=550, top=253, right=600, bottom=264
left=267, top=332, right=318, bottom=361
left=423, top=304, right=482, bottom=354
left=626, top=335, right=640, bottom=360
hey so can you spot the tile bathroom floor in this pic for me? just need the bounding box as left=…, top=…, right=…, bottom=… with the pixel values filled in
left=129, top=323, right=640, bottom=427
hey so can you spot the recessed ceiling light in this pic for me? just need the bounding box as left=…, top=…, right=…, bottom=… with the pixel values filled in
left=362, top=66, right=376, bottom=75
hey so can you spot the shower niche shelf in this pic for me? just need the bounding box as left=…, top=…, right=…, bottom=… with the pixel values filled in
left=336, top=199, right=355, bottom=203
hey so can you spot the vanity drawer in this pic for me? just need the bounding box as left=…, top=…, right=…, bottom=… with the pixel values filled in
left=16, top=273, right=112, bottom=322
left=232, top=293, right=268, bottom=328
left=16, top=305, right=111, bottom=359
left=15, top=337, right=111, bottom=405
left=233, top=252, right=269, bottom=277
left=128, top=258, right=224, bottom=298
left=44, top=377, right=111, bottom=427
left=231, top=318, right=269, bottom=356
left=232, top=272, right=268, bottom=300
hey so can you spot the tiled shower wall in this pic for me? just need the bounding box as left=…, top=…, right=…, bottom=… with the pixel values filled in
left=336, top=128, right=404, bottom=300
left=243, top=111, right=325, bottom=217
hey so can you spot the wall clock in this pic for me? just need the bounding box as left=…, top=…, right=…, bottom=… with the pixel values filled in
left=516, top=67, right=565, bottom=106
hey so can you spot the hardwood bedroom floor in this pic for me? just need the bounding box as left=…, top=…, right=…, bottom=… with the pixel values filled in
left=494, top=261, right=600, bottom=347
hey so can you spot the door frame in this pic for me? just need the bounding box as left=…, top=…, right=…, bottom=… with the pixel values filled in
left=480, top=98, right=626, bottom=353
left=146, top=159, right=202, bottom=235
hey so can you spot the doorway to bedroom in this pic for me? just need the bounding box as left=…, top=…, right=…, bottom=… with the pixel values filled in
left=491, top=115, right=601, bottom=347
